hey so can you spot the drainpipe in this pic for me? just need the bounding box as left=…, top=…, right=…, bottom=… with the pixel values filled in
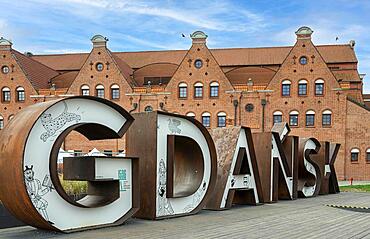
left=233, top=99, right=238, bottom=126
left=261, top=99, right=267, bottom=132
left=129, top=103, right=138, bottom=113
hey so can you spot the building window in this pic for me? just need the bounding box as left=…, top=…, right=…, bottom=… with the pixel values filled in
left=217, top=112, right=226, bottom=127
left=2, top=87, right=10, bottom=102
left=322, top=110, right=332, bottom=126
left=273, top=111, right=283, bottom=124
left=103, top=150, right=113, bottom=156
left=298, top=79, right=308, bottom=96
left=8, top=115, right=14, bottom=121
left=351, top=148, right=359, bottom=162
left=0, top=115, right=3, bottom=130
left=282, top=80, right=291, bottom=96
left=96, top=62, right=104, bottom=71
left=95, top=85, right=105, bottom=98
left=300, top=56, right=308, bottom=65
left=305, top=110, right=315, bottom=127
left=1, top=65, right=9, bottom=74
left=289, top=111, right=299, bottom=126
left=194, top=59, right=203, bottom=69
left=315, top=79, right=324, bottom=96
left=178, top=83, right=187, bottom=98
left=74, top=150, right=83, bottom=156
left=145, top=105, right=153, bottom=112
left=186, top=112, right=195, bottom=118
left=210, top=82, right=219, bottom=98
left=81, top=85, right=90, bottom=96
left=366, top=149, right=370, bottom=162
left=202, top=112, right=211, bottom=127
left=194, top=82, right=203, bottom=98
left=16, top=87, right=25, bottom=102
left=111, top=84, right=120, bottom=100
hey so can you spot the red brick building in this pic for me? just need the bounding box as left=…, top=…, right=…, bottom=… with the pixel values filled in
left=0, top=27, right=369, bottom=180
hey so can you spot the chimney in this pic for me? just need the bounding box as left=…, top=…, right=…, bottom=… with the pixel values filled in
left=0, top=37, right=12, bottom=50
left=190, top=31, right=208, bottom=44
left=91, top=35, right=108, bottom=48
left=295, top=26, right=313, bottom=40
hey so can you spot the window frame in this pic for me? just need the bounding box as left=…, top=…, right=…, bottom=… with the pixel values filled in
left=2, top=87, right=11, bottom=102
left=0, top=115, right=3, bottom=130
left=178, top=82, right=188, bottom=99
left=289, top=110, right=299, bottom=127
left=217, top=112, right=226, bottom=127
left=281, top=80, right=291, bottom=97
left=315, top=79, right=325, bottom=96
left=305, top=110, right=315, bottom=127
left=322, top=110, right=332, bottom=127
left=351, top=148, right=359, bottom=162
left=298, top=79, right=308, bottom=96
left=96, top=62, right=104, bottom=72
left=273, top=111, right=283, bottom=124
left=210, top=82, right=219, bottom=98
left=16, top=87, right=25, bottom=102
left=202, top=112, right=211, bottom=127
left=95, top=84, right=105, bottom=98
left=194, top=59, right=203, bottom=69
left=110, top=84, right=120, bottom=100
left=299, top=56, right=308, bottom=65
left=1, top=65, right=9, bottom=74
left=81, top=85, right=90, bottom=96
left=366, top=149, right=370, bottom=162
left=194, top=82, right=203, bottom=99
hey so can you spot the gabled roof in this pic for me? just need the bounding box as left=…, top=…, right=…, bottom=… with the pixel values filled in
left=30, top=44, right=358, bottom=72
left=12, top=50, right=59, bottom=89
left=111, top=52, right=137, bottom=87
left=51, top=71, right=79, bottom=89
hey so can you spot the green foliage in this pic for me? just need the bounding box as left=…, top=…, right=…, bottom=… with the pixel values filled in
left=59, top=175, right=87, bottom=195
left=340, top=184, right=370, bottom=193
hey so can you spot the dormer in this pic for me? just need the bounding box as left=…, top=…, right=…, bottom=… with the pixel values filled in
left=295, top=26, right=313, bottom=40
left=190, top=31, right=208, bottom=44
left=0, top=37, right=12, bottom=51
left=91, top=34, right=108, bottom=48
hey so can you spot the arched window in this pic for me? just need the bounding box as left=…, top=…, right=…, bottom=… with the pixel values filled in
left=282, top=80, right=291, bottom=96
left=273, top=111, right=283, bottom=124
left=305, top=110, right=315, bottom=127
left=202, top=112, right=211, bottom=127
left=315, top=79, right=324, bottom=96
left=8, top=114, right=14, bottom=121
left=186, top=112, right=195, bottom=118
left=298, top=79, right=308, bottom=96
left=210, top=82, right=219, bottom=98
left=322, top=110, right=332, bottom=126
left=194, top=82, right=203, bottom=98
left=111, top=84, right=120, bottom=100
left=2, top=87, right=10, bottom=102
left=178, top=82, right=187, bottom=99
left=217, top=112, right=226, bottom=127
left=289, top=110, right=299, bottom=126
left=351, top=148, right=360, bottom=162
left=0, top=115, right=3, bottom=130
left=95, top=84, right=105, bottom=98
left=16, top=86, right=25, bottom=102
left=81, top=85, right=90, bottom=96
left=145, top=105, right=153, bottom=112
left=366, top=148, right=370, bottom=162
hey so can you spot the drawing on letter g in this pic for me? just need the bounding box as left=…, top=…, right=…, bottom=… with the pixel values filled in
left=40, top=101, right=81, bottom=142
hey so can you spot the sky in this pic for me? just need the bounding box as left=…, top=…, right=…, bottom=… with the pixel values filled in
left=1, top=0, right=370, bottom=92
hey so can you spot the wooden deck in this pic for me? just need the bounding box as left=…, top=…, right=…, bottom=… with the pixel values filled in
left=2, top=192, right=370, bottom=238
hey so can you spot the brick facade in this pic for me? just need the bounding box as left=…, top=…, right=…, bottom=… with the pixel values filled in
left=0, top=27, right=369, bottom=180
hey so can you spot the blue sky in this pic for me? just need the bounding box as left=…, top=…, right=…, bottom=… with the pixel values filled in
left=1, top=0, right=370, bottom=92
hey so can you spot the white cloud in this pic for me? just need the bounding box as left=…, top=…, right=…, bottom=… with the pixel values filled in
left=41, top=0, right=267, bottom=33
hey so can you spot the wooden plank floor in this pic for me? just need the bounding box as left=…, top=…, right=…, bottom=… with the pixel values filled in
left=1, top=192, right=370, bottom=239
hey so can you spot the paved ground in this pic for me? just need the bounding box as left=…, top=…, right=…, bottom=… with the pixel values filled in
left=2, top=192, right=370, bottom=239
